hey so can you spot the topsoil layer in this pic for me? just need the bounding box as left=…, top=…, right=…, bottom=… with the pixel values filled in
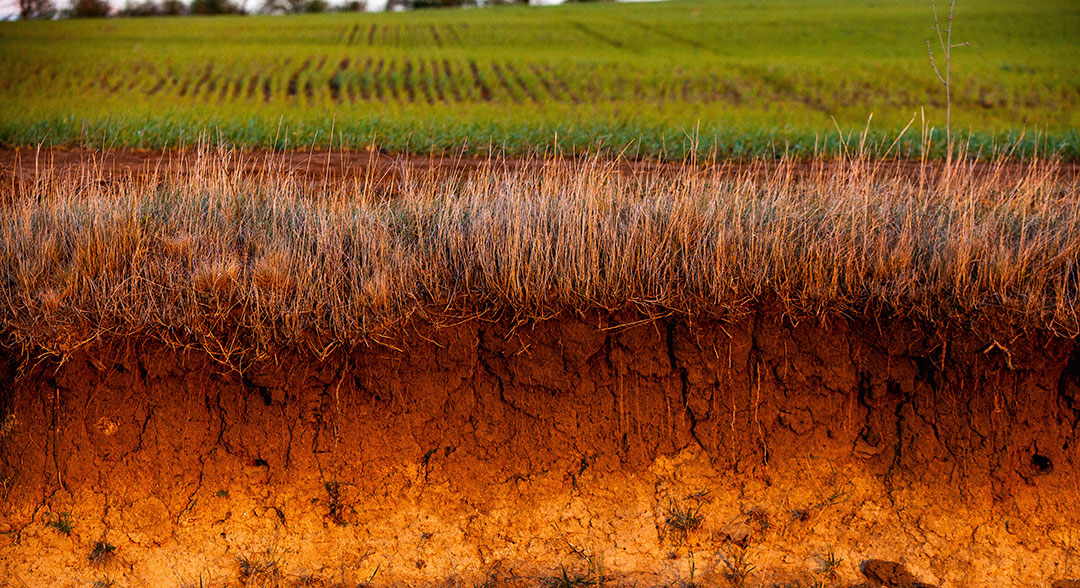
left=1, top=311, right=1078, bottom=587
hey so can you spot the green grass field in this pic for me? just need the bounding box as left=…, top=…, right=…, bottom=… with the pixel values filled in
left=1, top=0, right=1078, bottom=158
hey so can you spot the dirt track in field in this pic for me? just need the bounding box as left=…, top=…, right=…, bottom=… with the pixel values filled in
left=3, top=147, right=1077, bottom=190
left=0, top=147, right=672, bottom=187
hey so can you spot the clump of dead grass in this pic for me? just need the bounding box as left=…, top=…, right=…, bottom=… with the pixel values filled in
left=1, top=147, right=1076, bottom=367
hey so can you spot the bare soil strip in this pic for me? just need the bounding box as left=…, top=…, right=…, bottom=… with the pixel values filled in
left=4, top=148, right=1075, bottom=189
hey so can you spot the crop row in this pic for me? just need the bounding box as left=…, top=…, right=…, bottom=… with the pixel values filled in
left=6, top=52, right=1074, bottom=115
left=338, top=23, right=468, bottom=48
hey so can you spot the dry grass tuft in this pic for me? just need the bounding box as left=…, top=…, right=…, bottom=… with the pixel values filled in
left=253, top=248, right=295, bottom=293
left=1, top=146, right=1077, bottom=366
left=195, top=259, right=241, bottom=297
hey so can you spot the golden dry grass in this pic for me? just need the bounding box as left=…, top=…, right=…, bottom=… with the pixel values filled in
left=1, top=148, right=1077, bottom=365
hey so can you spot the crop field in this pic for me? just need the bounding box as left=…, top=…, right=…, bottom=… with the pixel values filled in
left=1, top=0, right=1079, bottom=157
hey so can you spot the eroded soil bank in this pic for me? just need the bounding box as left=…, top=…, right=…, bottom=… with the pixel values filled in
left=1, top=312, right=1078, bottom=588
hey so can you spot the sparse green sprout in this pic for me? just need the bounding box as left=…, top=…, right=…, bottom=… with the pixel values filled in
left=472, top=576, right=496, bottom=588
left=542, top=567, right=598, bottom=588
left=723, top=549, right=755, bottom=587
left=91, top=575, right=115, bottom=588
left=665, top=499, right=704, bottom=546
left=821, top=548, right=843, bottom=580
left=365, top=562, right=381, bottom=584
left=215, top=489, right=229, bottom=498
left=814, top=480, right=854, bottom=510
left=88, top=541, right=116, bottom=563
left=687, top=488, right=711, bottom=502
left=236, top=545, right=287, bottom=582
left=177, top=576, right=208, bottom=588
left=46, top=511, right=74, bottom=536
left=745, top=506, right=769, bottom=533
left=685, top=548, right=698, bottom=588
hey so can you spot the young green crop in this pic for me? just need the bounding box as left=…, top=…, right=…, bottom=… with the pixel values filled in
left=0, top=0, right=1077, bottom=158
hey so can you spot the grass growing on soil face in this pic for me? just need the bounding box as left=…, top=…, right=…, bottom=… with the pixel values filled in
left=542, top=568, right=600, bottom=588
left=723, top=549, right=755, bottom=587
left=236, top=545, right=287, bottom=583
left=0, top=0, right=1078, bottom=159
left=0, top=148, right=1077, bottom=367
left=45, top=511, right=74, bottom=535
left=819, top=548, right=843, bottom=581
left=87, top=541, right=115, bottom=563
left=665, top=498, right=704, bottom=546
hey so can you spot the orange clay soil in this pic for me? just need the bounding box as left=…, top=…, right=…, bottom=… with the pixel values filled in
left=1, top=310, right=1079, bottom=588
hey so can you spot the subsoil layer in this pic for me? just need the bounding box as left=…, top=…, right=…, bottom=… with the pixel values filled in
left=1, top=311, right=1079, bottom=587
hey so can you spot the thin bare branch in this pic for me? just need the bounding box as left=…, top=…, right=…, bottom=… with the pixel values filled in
left=926, top=40, right=946, bottom=85
left=930, top=0, right=947, bottom=54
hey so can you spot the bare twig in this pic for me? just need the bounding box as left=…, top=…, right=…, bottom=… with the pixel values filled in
left=926, top=0, right=969, bottom=146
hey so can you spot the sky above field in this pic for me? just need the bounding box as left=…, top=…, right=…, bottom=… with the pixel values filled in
left=0, top=0, right=661, bottom=19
